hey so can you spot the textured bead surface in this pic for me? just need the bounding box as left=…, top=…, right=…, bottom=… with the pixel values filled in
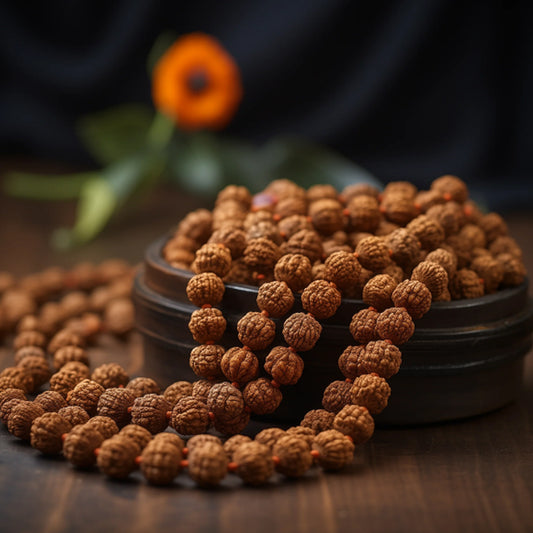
left=96, top=387, right=136, bottom=427
left=119, top=424, right=153, bottom=450
left=220, top=347, right=258, bottom=384
left=223, top=434, right=252, bottom=460
left=256, top=281, right=295, bottom=317
left=282, top=229, right=324, bottom=263
left=300, top=280, right=342, bottom=319
left=207, top=382, right=244, bottom=422
left=140, top=439, right=182, bottom=485
left=35, top=390, right=68, bottom=412
left=57, top=405, right=90, bottom=427
left=233, top=441, right=274, bottom=485
left=188, top=307, right=227, bottom=344
left=324, top=251, right=361, bottom=290
left=97, top=434, right=140, bottom=479
left=30, top=412, right=72, bottom=454
left=273, top=435, right=312, bottom=478
left=63, top=424, right=104, bottom=467
left=91, top=363, right=129, bottom=389
left=264, top=346, right=304, bottom=386
left=322, top=380, right=353, bottom=413
left=274, top=254, right=313, bottom=292
left=67, top=379, right=105, bottom=416
left=186, top=273, right=225, bottom=307
left=391, top=280, right=432, bottom=319
left=333, top=404, right=375, bottom=444
left=237, top=312, right=276, bottom=351
left=190, top=344, right=225, bottom=380
left=254, top=427, right=286, bottom=450
left=312, top=429, right=355, bottom=470
left=192, top=243, right=232, bottom=277
left=300, top=409, right=335, bottom=433
left=362, top=274, right=398, bottom=311
left=126, top=377, right=161, bottom=398
left=243, top=238, right=282, bottom=272
left=85, top=416, right=119, bottom=439
left=53, top=346, right=89, bottom=371
left=411, top=261, right=448, bottom=298
left=350, top=374, right=391, bottom=414
left=243, top=378, right=283, bottom=415
left=406, top=215, right=445, bottom=250
left=187, top=441, right=228, bottom=487
left=375, top=307, right=415, bottom=345
left=170, top=396, right=210, bottom=435
left=163, top=381, right=193, bottom=407
left=130, top=394, right=170, bottom=434
left=349, top=308, right=379, bottom=344
left=8, top=401, right=45, bottom=440
left=282, top=313, right=322, bottom=352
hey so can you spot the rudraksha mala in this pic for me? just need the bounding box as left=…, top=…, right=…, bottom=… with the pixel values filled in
left=0, top=175, right=528, bottom=487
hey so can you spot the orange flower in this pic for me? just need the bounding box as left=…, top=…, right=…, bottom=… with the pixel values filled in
left=152, top=33, right=243, bottom=130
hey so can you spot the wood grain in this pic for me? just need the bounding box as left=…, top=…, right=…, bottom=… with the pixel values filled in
left=0, top=164, right=532, bottom=533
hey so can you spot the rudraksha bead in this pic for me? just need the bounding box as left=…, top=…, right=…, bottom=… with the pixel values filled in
left=431, top=175, right=468, bottom=203
left=345, top=195, right=381, bottom=233
left=16, top=356, right=51, bottom=390
left=414, top=189, right=445, bottom=212
left=350, top=374, right=391, bottom=414
left=1, top=398, right=24, bottom=425
left=255, top=427, right=286, bottom=450
left=391, top=280, right=432, bottom=319
left=426, top=202, right=465, bottom=237
left=489, top=236, right=523, bottom=259
left=67, top=379, right=105, bottom=416
left=30, top=412, right=72, bottom=454
left=273, top=435, right=312, bottom=478
left=34, top=390, right=68, bottom=412
left=190, top=344, right=225, bottom=380
left=300, top=409, right=335, bottom=433
left=341, top=183, right=380, bottom=203
left=186, top=273, right=226, bottom=308
left=188, top=307, right=227, bottom=344
left=470, top=256, right=504, bottom=294
left=360, top=340, right=402, bottom=379
left=104, top=298, right=135, bottom=336
left=282, top=229, right=324, bottom=263
left=375, top=307, right=414, bottom=345
left=355, top=236, right=391, bottom=272
left=497, top=253, right=527, bottom=287
left=449, top=269, right=484, bottom=299
left=7, top=401, right=45, bottom=440
left=380, top=194, right=418, bottom=226
left=96, top=387, right=136, bottom=427
left=362, top=274, right=398, bottom=311
left=170, top=396, right=210, bottom=435
left=312, top=429, right=354, bottom=470
left=213, top=409, right=250, bottom=435
left=192, top=243, right=232, bottom=278
left=85, top=416, right=119, bottom=439
left=126, top=377, right=161, bottom=398
left=256, top=281, right=295, bottom=317
left=91, top=363, right=129, bottom=389
left=187, top=434, right=222, bottom=451
left=458, top=223, right=487, bottom=249
left=53, top=345, right=89, bottom=371
left=285, top=426, right=316, bottom=448
left=223, top=258, right=255, bottom=285
left=274, top=254, right=313, bottom=292
left=14, top=346, right=46, bottom=365
left=406, top=215, right=445, bottom=250
left=274, top=196, right=308, bottom=219
left=300, top=280, right=342, bottom=319
left=206, top=382, right=244, bottom=422
left=49, top=368, right=84, bottom=397
left=223, top=434, right=252, bottom=460
left=307, top=183, right=338, bottom=202
left=140, top=439, right=182, bottom=485
left=47, top=329, right=84, bottom=355
left=384, top=181, right=417, bottom=199
left=130, top=394, right=170, bottom=434
left=163, top=381, right=193, bottom=407
left=97, top=434, right=140, bottom=479
left=216, top=184, right=252, bottom=208
left=349, top=308, right=379, bottom=344
left=338, top=345, right=366, bottom=380
left=243, top=378, right=283, bottom=415
left=479, top=212, right=508, bottom=243
left=153, top=432, right=185, bottom=451
left=309, top=199, right=345, bottom=235
left=322, top=380, right=353, bottom=413
left=237, top=312, right=276, bottom=351
left=425, top=247, right=458, bottom=277
left=175, top=208, right=213, bottom=245
left=62, top=361, right=91, bottom=380
left=60, top=291, right=90, bottom=319
left=277, top=214, right=313, bottom=239
left=0, top=367, right=34, bottom=393
left=13, top=330, right=47, bottom=351
left=247, top=221, right=283, bottom=244
left=282, top=313, right=322, bottom=352
left=233, top=441, right=274, bottom=485
left=63, top=424, right=104, bottom=468
left=411, top=261, right=448, bottom=299
left=220, top=347, right=258, bottom=384
left=385, top=228, right=421, bottom=268
left=1, top=288, right=36, bottom=329
left=208, top=227, right=247, bottom=259
left=264, top=346, right=304, bottom=386
left=243, top=237, right=282, bottom=273
left=187, top=441, right=228, bottom=487
left=119, top=424, right=152, bottom=449
left=333, top=404, right=375, bottom=444
left=191, top=380, right=214, bottom=402
left=0, top=388, right=26, bottom=414
left=57, top=405, right=90, bottom=427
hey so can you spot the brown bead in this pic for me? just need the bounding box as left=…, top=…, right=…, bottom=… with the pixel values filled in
left=338, top=345, right=366, bottom=380
left=282, top=229, right=324, bottom=263
left=175, top=208, right=213, bottom=246
left=170, top=396, right=210, bottom=435
left=209, top=227, right=247, bottom=258
left=220, top=347, right=258, bottom=384
left=301, top=409, right=335, bottom=433
left=190, top=344, right=224, bottom=380
left=345, top=195, right=381, bottom=232
left=385, top=228, right=421, bottom=268
left=104, top=298, right=135, bottom=336
left=458, top=223, right=487, bottom=249
left=471, top=256, right=504, bottom=294
left=188, top=307, right=227, bottom=344
left=0, top=388, right=26, bottom=415
left=91, top=363, right=129, bottom=389
left=233, top=441, right=274, bottom=485
left=375, top=307, right=414, bottom=345
left=223, top=258, right=255, bottom=285
left=192, top=243, right=232, bottom=278
left=48, top=329, right=84, bottom=355
left=153, top=432, right=185, bottom=452
left=243, top=378, right=282, bottom=415
left=223, top=434, right=252, bottom=460
left=8, top=401, right=45, bottom=440
left=274, top=195, right=308, bottom=219
left=341, top=183, right=380, bottom=203
left=97, top=258, right=132, bottom=284
left=187, top=441, right=228, bottom=487
left=1, top=288, right=36, bottom=328
left=213, top=408, right=250, bottom=435
left=489, top=236, right=523, bottom=259
left=362, top=340, right=402, bottom=378
left=273, top=435, right=312, bottom=478
left=322, top=380, right=353, bottom=413
left=355, top=236, right=391, bottom=271
left=206, top=382, right=244, bottom=422
left=97, top=434, right=140, bottom=479
left=300, top=280, right=342, bottom=319
left=187, top=434, right=223, bottom=451
left=0, top=366, right=34, bottom=393
left=16, top=356, right=51, bottom=390
left=14, top=346, right=46, bottom=365
left=66, top=262, right=99, bottom=291
left=254, top=427, right=286, bottom=450
left=380, top=194, right=418, bottom=226
left=430, top=175, right=469, bottom=203
left=479, top=213, right=508, bottom=243
left=243, top=237, right=282, bottom=273
left=247, top=221, right=283, bottom=244
left=256, top=281, right=295, bottom=317
left=57, top=405, right=90, bottom=427
left=383, top=181, right=417, bottom=199
left=425, top=247, right=458, bottom=277
left=119, top=424, right=153, bottom=449
left=164, top=381, right=193, bottom=407
left=96, top=387, right=136, bottom=427
left=1, top=398, right=24, bottom=425
left=244, top=210, right=274, bottom=230
left=497, top=253, right=527, bottom=287
left=140, top=439, right=183, bottom=485
left=309, top=199, right=344, bottom=235
left=391, top=279, right=432, bottom=319
left=63, top=424, right=104, bottom=467
left=349, top=308, right=379, bottom=344
left=191, top=379, right=214, bottom=402
left=35, top=390, right=68, bottom=412
left=67, top=379, right=105, bottom=416
left=30, top=412, right=72, bottom=454
left=13, top=330, right=47, bottom=351
left=62, top=361, right=91, bottom=380
left=426, top=202, right=465, bottom=237
left=312, top=429, right=354, bottom=470
left=85, top=416, right=119, bottom=439
left=277, top=214, right=313, bottom=239
left=130, top=394, right=170, bottom=434
left=406, top=215, right=445, bottom=250
left=450, top=268, right=485, bottom=299
left=237, top=312, right=276, bottom=351
left=38, top=302, right=63, bottom=336
left=186, top=273, right=225, bottom=308
left=362, top=274, right=398, bottom=311
left=333, top=404, right=375, bottom=444
left=282, top=312, right=322, bottom=352
left=216, top=185, right=252, bottom=209
left=53, top=346, right=89, bottom=371
left=414, top=189, right=446, bottom=212
left=411, top=261, right=448, bottom=298
left=60, top=291, right=90, bottom=319
left=274, top=254, right=313, bottom=292
left=350, top=374, right=391, bottom=414
left=307, top=184, right=338, bottom=202
left=126, top=377, right=161, bottom=398
left=264, top=346, right=304, bottom=386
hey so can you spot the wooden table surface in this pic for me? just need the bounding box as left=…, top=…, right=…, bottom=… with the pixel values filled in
left=0, top=164, right=532, bottom=533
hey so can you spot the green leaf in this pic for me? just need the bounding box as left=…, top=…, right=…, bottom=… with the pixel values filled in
left=3, top=171, right=97, bottom=200
left=77, top=104, right=154, bottom=165
left=147, top=31, right=178, bottom=75
left=261, top=137, right=381, bottom=190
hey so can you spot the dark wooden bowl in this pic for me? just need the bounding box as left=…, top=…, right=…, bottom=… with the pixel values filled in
left=133, top=236, right=533, bottom=425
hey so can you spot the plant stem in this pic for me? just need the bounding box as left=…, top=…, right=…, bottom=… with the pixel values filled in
left=147, top=111, right=175, bottom=149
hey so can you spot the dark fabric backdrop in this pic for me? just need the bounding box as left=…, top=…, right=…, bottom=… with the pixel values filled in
left=1, top=0, right=532, bottom=209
